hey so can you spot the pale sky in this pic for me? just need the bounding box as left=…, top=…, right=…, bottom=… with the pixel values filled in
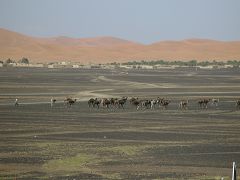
left=0, top=0, right=240, bottom=44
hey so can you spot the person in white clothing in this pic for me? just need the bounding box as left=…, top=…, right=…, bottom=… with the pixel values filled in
left=50, top=97, right=56, bottom=107
left=15, top=98, right=19, bottom=106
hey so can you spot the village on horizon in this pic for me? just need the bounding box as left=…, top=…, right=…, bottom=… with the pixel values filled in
left=1, top=57, right=240, bottom=70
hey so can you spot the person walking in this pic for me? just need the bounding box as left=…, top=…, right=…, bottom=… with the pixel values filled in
left=15, top=98, right=19, bottom=106
left=50, top=97, right=54, bottom=107
left=50, top=97, right=56, bottom=107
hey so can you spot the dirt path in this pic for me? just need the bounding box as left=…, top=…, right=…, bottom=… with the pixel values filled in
left=97, top=75, right=177, bottom=88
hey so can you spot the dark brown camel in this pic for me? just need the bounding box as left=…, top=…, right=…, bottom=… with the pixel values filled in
left=88, top=98, right=95, bottom=108
left=117, top=97, right=128, bottom=109
left=131, top=99, right=141, bottom=110
left=141, top=100, right=151, bottom=109
left=198, top=98, right=210, bottom=109
left=64, top=98, right=77, bottom=106
left=161, top=99, right=170, bottom=109
left=162, top=100, right=170, bottom=109
left=68, top=99, right=77, bottom=106
left=93, top=98, right=101, bottom=109
left=102, top=98, right=111, bottom=108
left=129, top=97, right=138, bottom=105
left=236, top=99, right=240, bottom=109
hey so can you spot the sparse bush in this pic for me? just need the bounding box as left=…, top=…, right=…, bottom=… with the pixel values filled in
left=19, top=57, right=29, bottom=64
left=5, top=58, right=15, bottom=64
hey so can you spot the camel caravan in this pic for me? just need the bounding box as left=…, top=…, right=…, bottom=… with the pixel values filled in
left=88, top=97, right=172, bottom=110
left=14, top=96, right=240, bottom=110
left=88, top=97, right=128, bottom=109
left=85, top=97, right=240, bottom=111
left=45, top=96, right=240, bottom=110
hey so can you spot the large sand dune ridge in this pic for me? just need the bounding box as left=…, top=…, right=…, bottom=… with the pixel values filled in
left=1, top=28, right=240, bottom=63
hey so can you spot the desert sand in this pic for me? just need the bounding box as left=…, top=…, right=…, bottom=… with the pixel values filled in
left=0, top=28, right=240, bottom=63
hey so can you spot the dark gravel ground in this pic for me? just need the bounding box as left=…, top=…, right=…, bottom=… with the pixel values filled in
left=0, top=67, right=240, bottom=179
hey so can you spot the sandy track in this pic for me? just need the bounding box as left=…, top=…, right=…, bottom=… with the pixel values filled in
left=97, top=75, right=177, bottom=88
left=74, top=75, right=175, bottom=100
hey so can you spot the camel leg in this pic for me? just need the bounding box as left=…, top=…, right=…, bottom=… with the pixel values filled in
left=136, top=105, right=140, bottom=111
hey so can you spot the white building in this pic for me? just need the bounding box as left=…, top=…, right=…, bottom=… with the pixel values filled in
left=154, top=65, right=175, bottom=69
left=119, top=65, right=134, bottom=69
left=139, top=65, right=154, bottom=69
left=72, top=64, right=80, bottom=68
left=197, top=65, right=214, bottom=69
left=223, top=64, right=234, bottom=68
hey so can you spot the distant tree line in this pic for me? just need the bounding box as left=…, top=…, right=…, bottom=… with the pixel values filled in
left=1, top=57, right=30, bottom=65
left=121, top=60, right=240, bottom=67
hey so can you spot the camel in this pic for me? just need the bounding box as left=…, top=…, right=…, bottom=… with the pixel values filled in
left=198, top=98, right=210, bottom=109
left=102, top=98, right=111, bottom=108
left=64, top=97, right=72, bottom=104
left=157, top=98, right=170, bottom=109
left=117, top=97, right=128, bottom=109
left=161, top=99, right=171, bottom=109
left=156, top=97, right=165, bottom=108
left=64, top=97, right=77, bottom=106
left=141, top=100, right=151, bottom=109
left=236, top=99, right=240, bottom=109
left=68, top=99, right=77, bottom=106
left=88, top=98, right=102, bottom=109
left=110, top=98, right=118, bottom=108
left=129, top=97, right=138, bottom=105
left=131, top=99, right=141, bottom=110
left=150, top=99, right=157, bottom=109
left=93, top=98, right=101, bottom=109
left=88, top=98, right=95, bottom=108
left=198, top=99, right=204, bottom=108
left=179, top=100, right=189, bottom=110
left=212, top=98, right=219, bottom=107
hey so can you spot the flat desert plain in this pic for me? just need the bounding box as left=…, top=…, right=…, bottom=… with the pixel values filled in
left=0, top=67, right=240, bottom=179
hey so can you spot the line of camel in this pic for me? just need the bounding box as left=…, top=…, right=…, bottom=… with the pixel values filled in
left=13, top=97, right=240, bottom=110
left=49, top=97, right=240, bottom=110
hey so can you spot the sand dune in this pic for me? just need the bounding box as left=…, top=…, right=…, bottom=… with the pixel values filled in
left=0, top=28, right=240, bottom=63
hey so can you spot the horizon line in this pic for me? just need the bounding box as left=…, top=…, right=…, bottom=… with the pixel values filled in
left=1, top=27, right=240, bottom=45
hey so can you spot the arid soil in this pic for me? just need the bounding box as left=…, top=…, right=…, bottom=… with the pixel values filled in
left=0, top=67, right=240, bottom=179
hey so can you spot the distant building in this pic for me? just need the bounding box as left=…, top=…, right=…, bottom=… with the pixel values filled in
left=90, top=65, right=101, bottom=69
left=6, top=63, right=44, bottom=68
left=154, top=65, right=175, bottom=69
left=119, top=65, right=134, bottom=69
left=197, top=65, right=214, bottom=69
left=10, top=63, right=29, bottom=67
left=47, top=64, right=55, bottom=68
left=47, top=63, right=72, bottom=68
left=72, top=64, right=80, bottom=68
left=223, top=64, right=234, bottom=68
left=139, top=65, right=154, bottom=69
left=60, top=61, right=68, bottom=65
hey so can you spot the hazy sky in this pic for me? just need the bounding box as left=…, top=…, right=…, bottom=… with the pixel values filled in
left=0, top=0, right=240, bottom=44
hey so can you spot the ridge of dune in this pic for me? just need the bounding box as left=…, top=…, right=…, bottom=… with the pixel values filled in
left=0, top=28, right=240, bottom=63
